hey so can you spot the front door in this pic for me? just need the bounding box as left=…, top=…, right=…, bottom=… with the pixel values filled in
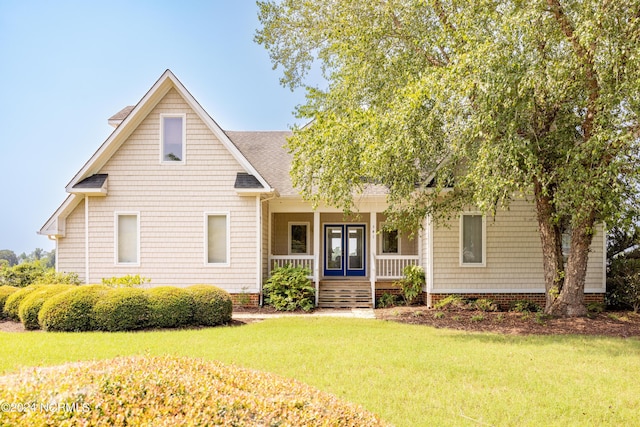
left=324, top=224, right=366, bottom=277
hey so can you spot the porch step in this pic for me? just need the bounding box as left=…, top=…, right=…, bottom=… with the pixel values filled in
left=318, top=281, right=372, bottom=309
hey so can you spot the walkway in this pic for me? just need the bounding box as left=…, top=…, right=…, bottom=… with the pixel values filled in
left=232, top=308, right=376, bottom=321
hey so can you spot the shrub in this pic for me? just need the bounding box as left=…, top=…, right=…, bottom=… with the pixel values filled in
left=38, top=285, right=111, bottom=332
left=102, top=274, right=150, bottom=288
left=0, top=285, right=18, bottom=319
left=474, top=298, right=499, bottom=312
left=187, top=285, right=232, bottom=326
left=0, top=260, right=49, bottom=287
left=18, top=285, right=75, bottom=330
left=146, top=286, right=194, bottom=329
left=0, top=356, right=389, bottom=426
left=3, top=285, right=44, bottom=321
left=607, top=257, right=640, bottom=313
left=510, top=300, right=541, bottom=313
left=377, top=292, right=399, bottom=308
left=32, top=270, right=81, bottom=285
left=433, top=294, right=472, bottom=310
left=93, top=288, right=151, bottom=331
left=395, top=265, right=425, bottom=305
left=263, top=264, right=315, bottom=312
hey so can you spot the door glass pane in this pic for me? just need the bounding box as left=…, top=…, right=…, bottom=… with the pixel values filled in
left=348, top=227, right=364, bottom=270
left=326, top=227, right=342, bottom=270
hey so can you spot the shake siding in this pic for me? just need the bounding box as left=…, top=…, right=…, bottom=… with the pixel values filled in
left=431, top=199, right=605, bottom=292
left=81, top=88, right=257, bottom=292
left=57, top=200, right=86, bottom=282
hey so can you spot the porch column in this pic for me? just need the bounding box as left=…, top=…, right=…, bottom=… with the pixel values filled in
left=313, top=211, right=320, bottom=306
left=370, top=211, right=377, bottom=307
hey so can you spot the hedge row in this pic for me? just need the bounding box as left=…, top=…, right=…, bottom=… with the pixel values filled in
left=0, top=356, right=389, bottom=426
left=1, top=284, right=232, bottom=332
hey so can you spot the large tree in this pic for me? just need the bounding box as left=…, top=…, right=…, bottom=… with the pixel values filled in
left=256, top=0, right=640, bottom=317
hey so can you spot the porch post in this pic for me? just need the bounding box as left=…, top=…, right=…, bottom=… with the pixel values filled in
left=370, top=211, right=377, bottom=308
left=426, top=216, right=434, bottom=307
left=313, top=211, right=320, bottom=306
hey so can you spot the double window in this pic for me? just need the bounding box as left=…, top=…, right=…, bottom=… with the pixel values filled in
left=460, top=213, right=486, bottom=267
left=116, top=213, right=139, bottom=265
left=161, top=114, right=186, bottom=163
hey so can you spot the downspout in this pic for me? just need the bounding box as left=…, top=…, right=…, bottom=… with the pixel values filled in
left=85, top=196, right=89, bottom=284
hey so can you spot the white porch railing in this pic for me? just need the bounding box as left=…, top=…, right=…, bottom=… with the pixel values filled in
left=375, top=255, right=420, bottom=279
left=269, top=255, right=315, bottom=274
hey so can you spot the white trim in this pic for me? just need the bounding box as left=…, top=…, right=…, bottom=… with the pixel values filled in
left=370, top=212, right=377, bottom=307
left=205, top=212, right=230, bottom=267
left=427, top=216, right=434, bottom=293
left=114, top=211, right=140, bottom=266
left=256, top=196, right=261, bottom=292
left=84, top=196, right=89, bottom=283
left=313, top=211, right=320, bottom=305
left=602, top=223, right=607, bottom=291
left=160, top=113, right=186, bottom=164
left=459, top=212, right=486, bottom=267
left=431, top=288, right=606, bottom=294
left=288, top=221, right=310, bottom=255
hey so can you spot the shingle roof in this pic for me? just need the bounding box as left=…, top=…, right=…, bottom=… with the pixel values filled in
left=72, top=174, right=108, bottom=189
left=226, top=131, right=296, bottom=195
left=234, top=172, right=264, bottom=189
left=108, top=106, right=135, bottom=122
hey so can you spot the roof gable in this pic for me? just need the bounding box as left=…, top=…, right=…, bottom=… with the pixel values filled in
left=66, top=70, right=273, bottom=193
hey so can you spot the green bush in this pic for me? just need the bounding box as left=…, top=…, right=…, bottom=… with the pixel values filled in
left=187, top=285, right=233, bottom=326
left=0, top=356, right=389, bottom=426
left=433, top=294, right=472, bottom=310
left=3, top=285, right=44, bottom=321
left=395, top=265, right=425, bottom=305
left=0, top=260, right=49, bottom=287
left=32, top=270, right=81, bottom=285
left=147, top=286, right=194, bottom=329
left=474, top=298, right=499, bottom=312
left=509, top=300, right=541, bottom=313
left=93, top=288, right=151, bottom=331
left=607, top=257, right=640, bottom=313
left=38, top=285, right=111, bottom=332
left=377, top=292, right=400, bottom=308
left=0, top=285, right=19, bottom=319
left=263, top=264, right=315, bottom=312
left=102, top=274, right=150, bottom=288
left=18, top=285, right=75, bottom=330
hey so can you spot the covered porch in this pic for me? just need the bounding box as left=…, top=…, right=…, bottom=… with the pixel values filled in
left=266, top=201, right=424, bottom=308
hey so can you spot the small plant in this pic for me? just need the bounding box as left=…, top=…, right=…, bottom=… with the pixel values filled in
left=236, top=286, right=252, bottom=307
left=510, top=300, right=541, bottom=313
left=433, top=295, right=472, bottom=311
left=535, top=312, right=551, bottom=325
left=495, top=313, right=505, bottom=322
left=377, top=292, right=398, bottom=308
left=474, top=298, right=499, bottom=312
left=433, top=311, right=445, bottom=319
left=33, top=270, right=81, bottom=285
left=102, top=274, right=151, bottom=288
left=452, top=315, right=462, bottom=321
left=470, top=314, right=485, bottom=322
left=395, top=265, right=425, bottom=305
left=263, top=265, right=315, bottom=312
left=412, top=310, right=424, bottom=317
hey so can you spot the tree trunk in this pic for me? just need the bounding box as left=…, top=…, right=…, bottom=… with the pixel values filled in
left=533, top=178, right=565, bottom=312
left=547, top=213, right=596, bottom=317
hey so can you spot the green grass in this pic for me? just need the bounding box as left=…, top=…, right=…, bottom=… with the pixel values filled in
left=1, top=318, right=639, bottom=426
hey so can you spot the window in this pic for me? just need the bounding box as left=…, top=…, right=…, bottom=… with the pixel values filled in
left=380, top=224, right=399, bottom=254
left=460, top=214, right=485, bottom=266
left=289, top=222, right=309, bottom=254
left=116, top=213, right=139, bottom=265
left=206, top=214, right=229, bottom=265
left=161, top=114, right=185, bottom=162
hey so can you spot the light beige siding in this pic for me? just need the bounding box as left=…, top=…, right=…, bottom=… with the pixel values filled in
left=271, top=213, right=314, bottom=255
left=57, top=199, right=86, bottom=282
left=59, top=88, right=259, bottom=293
left=431, top=198, right=605, bottom=292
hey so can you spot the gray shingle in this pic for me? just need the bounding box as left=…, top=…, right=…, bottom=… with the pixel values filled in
left=72, top=174, right=108, bottom=189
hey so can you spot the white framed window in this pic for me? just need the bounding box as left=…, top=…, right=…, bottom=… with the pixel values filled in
left=379, top=223, right=400, bottom=254
left=288, top=222, right=309, bottom=254
left=160, top=114, right=186, bottom=163
left=115, top=212, right=140, bottom=265
left=460, top=213, right=486, bottom=267
left=206, top=213, right=229, bottom=266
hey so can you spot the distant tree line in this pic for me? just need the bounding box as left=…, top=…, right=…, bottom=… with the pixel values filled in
left=0, top=248, right=55, bottom=269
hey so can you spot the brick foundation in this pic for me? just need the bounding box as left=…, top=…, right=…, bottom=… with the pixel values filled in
left=230, top=293, right=260, bottom=308
left=428, top=292, right=605, bottom=310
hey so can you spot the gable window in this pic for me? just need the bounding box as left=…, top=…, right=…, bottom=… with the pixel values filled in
left=380, top=224, right=399, bottom=254
left=116, top=213, right=139, bottom=265
left=206, top=213, right=229, bottom=265
left=161, top=114, right=185, bottom=163
left=460, top=213, right=485, bottom=266
left=289, top=222, right=309, bottom=254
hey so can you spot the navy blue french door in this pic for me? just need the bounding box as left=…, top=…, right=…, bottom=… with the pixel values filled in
left=323, top=224, right=366, bottom=277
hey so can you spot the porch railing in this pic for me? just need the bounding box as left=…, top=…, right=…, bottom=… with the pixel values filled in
left=375, top=255, right=420, bottom=279
left=269, top=255, right=315, bottom=275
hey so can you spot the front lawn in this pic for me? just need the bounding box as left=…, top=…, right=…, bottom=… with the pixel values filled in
left=1, top=318, right=639, bottom=426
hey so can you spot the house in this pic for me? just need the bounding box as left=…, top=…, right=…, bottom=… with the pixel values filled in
left=39, top=70, right=606, bottom=308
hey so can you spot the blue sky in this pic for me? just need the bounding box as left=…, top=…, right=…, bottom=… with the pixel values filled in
left=0, top=0, right=311, bottom=255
